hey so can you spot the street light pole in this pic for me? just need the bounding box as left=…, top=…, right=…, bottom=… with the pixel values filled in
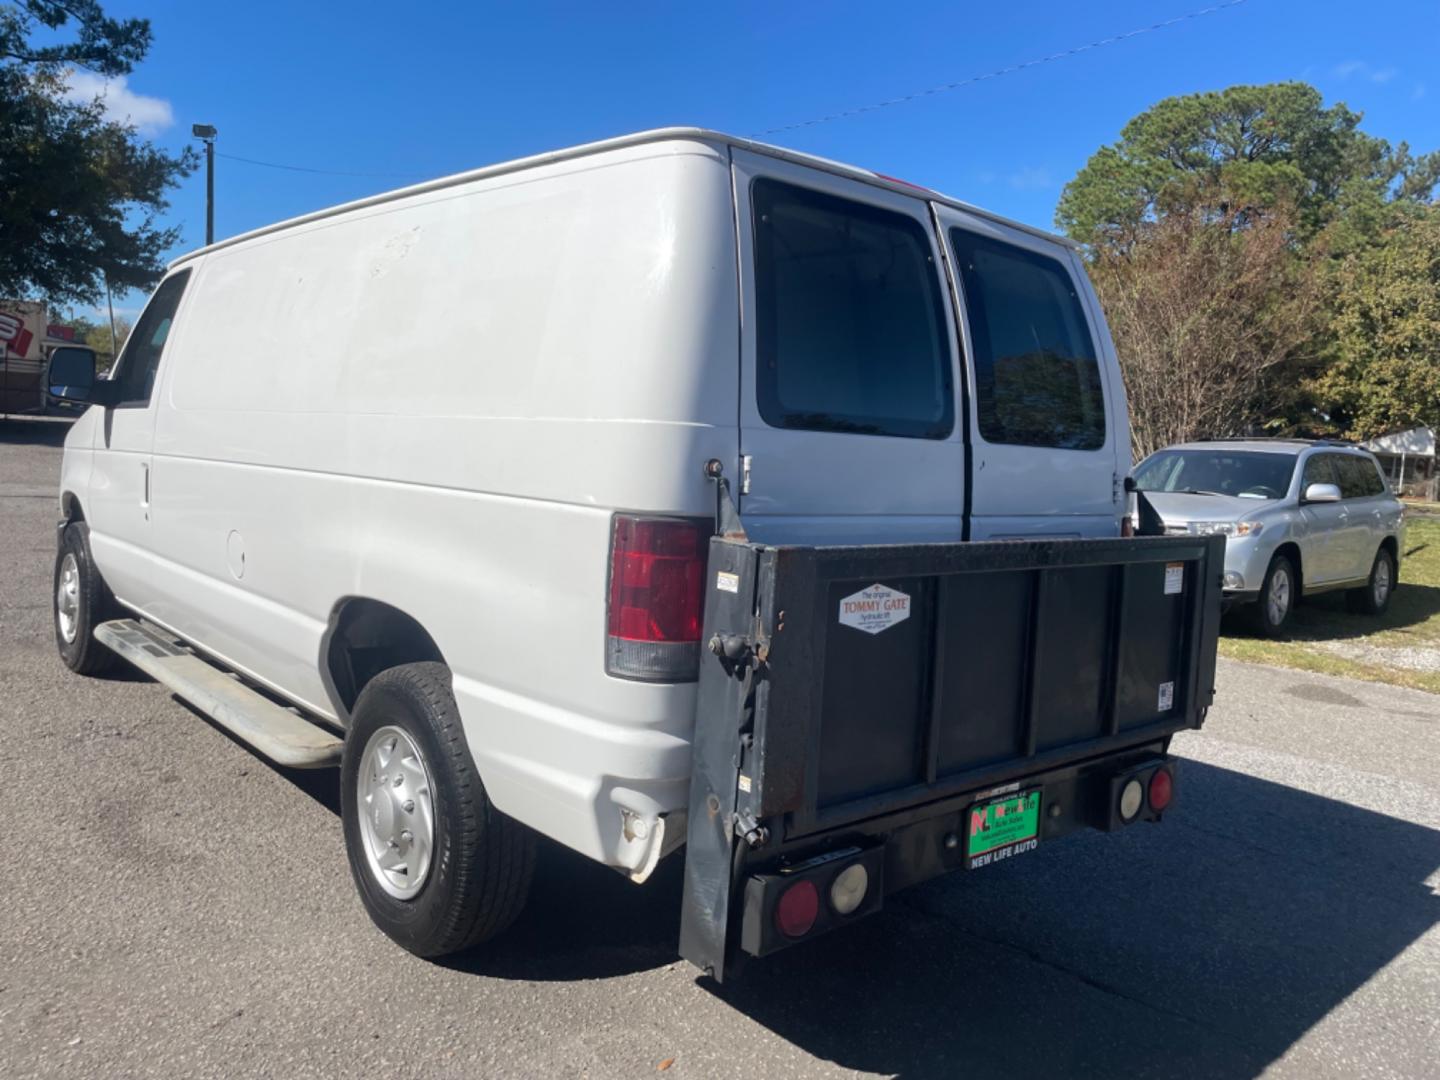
left=192, top=124, right=218, bottom=245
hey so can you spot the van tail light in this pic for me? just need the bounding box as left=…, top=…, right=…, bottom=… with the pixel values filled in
left=774, top=880, right=820, bottom=938
left=1118, top=777, right=1144, bottom=823
left=1148, top=767, right=1173, bottom=812
left=1108, top=761, right=1178, bottom=829
left=606, top=515, right=707, bottom=681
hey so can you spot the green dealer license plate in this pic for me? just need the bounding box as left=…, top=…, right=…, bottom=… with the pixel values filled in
left=965, top=789, right=1042, bottom=870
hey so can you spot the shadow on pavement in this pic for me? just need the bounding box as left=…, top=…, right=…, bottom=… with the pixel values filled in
left=701, top=761, right=1440, bottom=1077
left=469, top=761, right=1436, bottom=1077
left=245, top=728, right=1439, bottom=1076
left=0, top=416, right=72, bottom=447
left=443, top=840, right=688, bottom=980
left=1225, top=583, right=1440, bottom=642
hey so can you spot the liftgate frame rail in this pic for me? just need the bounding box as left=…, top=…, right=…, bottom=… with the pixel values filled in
left=679, top=533, right=1225, bottom=981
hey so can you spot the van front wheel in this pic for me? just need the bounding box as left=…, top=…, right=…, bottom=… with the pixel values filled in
left=340, top=662, right=534, bottom=957
left=54, top=522, right=120, bottom=676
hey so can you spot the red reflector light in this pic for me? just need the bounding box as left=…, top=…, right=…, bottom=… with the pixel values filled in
left=606, top=515, right=707, bottom=681
left=774, top=880, right=820, bottom=939
left=1149, top=768, right=1173, bottom=811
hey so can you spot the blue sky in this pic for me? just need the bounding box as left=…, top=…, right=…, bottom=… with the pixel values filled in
left=70, top=0, right=1440, bottom=315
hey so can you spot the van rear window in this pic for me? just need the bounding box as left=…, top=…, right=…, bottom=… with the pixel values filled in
left=950, top=230, right=1105, bottom=451
left=752, top=179, right=953, bottom=439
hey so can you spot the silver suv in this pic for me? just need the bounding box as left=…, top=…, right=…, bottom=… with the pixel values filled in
left=1134, top=439, right=1405, bottom=636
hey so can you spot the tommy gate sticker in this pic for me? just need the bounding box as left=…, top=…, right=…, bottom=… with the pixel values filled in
left=838, top=583, right=911, bottom=635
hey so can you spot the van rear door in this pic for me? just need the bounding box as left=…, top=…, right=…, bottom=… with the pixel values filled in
left=933, top=207, right=1124, bottom=539
left=731, top=150, right=965, bottom=545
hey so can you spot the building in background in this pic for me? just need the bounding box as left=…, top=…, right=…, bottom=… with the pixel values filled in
left=0, top=301, right=93, bottom=415
left=1360, top=426, right=1437, bottom=500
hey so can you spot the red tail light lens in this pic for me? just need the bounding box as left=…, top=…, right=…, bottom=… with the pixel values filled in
left=606, top=515, right=707, bottom=681
left=774, top=880, right=820, bottom=938
left=1148, top=768, right=1173, bottom=811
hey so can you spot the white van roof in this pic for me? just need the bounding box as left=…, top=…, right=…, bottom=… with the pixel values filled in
left=169, top=127, right=1076, bottom=270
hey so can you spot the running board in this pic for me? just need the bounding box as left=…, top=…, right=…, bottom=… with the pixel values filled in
left=94, top=619, right=343, bottom=768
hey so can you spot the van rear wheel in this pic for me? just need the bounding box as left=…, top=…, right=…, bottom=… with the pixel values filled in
left=340, top=662, right=534, bottom=957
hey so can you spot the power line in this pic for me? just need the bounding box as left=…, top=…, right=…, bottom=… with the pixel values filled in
left=214, top=151, right=424, bottom=181
left=210, top=0, right=1253, bottom=182
left=754, top=0, right=1253, bottom=136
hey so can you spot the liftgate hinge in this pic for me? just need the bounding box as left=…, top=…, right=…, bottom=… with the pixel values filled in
left=703, top=458, right=748, bottom=541
left=734, top=810, right=768, bottom=849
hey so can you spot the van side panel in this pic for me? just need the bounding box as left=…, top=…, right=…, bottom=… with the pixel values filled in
left=146, top=141, right=740, bottom=868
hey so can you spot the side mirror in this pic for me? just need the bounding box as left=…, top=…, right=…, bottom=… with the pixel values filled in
left=46, top=346, right=98, bottom=403
left=46, top=346, right=118, bottom=406
left=1303, top=482, right=1342, bottom=503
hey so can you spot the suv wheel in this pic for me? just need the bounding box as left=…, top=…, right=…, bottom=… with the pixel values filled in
left=1251, top=554, right=1296, bottom=638
left=340, top=662, right=535, bottom=957
left=1347, top=547, right=1396, bottom=616
left=54, top=522, right=121, bottom=676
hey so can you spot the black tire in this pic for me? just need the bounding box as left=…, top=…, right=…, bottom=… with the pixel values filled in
left=1249, top=553, right=1297, bottom=638
left=53, top=521, right=121, bottom=676
left=341, top=662, right=534, bottom=957
left=1347, top=546, right=1397, bottom=616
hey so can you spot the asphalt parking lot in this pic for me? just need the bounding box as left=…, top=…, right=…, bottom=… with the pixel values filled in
left=2, top=416, right=1438, bottom=1080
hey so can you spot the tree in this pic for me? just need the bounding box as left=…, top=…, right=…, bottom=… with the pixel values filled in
left=1088, top=190, right=1324, bottom=459
left=1058, top=82, right=1440, bottom=454
left=0, top=2, right=196, bottom=305
left=83, top=316, right=129, bottom=371
left=1056, top=83, right=1439, bottom=251
left=1312, top=208, right=1440, bottom=440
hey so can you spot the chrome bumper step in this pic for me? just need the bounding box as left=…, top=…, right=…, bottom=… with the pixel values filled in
left=94, top=619, right=343, bottom=768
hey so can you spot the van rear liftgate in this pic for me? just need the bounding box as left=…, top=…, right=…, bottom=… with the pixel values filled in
left=679, top=532, right=1224, bottom=981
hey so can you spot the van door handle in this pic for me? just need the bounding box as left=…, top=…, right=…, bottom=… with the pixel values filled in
left=141, top=462, right=150, bottom=507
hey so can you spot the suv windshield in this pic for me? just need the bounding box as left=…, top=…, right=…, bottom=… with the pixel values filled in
left=1135, top=450, right=1296, bottom=500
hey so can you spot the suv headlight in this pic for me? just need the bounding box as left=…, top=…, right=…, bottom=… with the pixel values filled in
left=1188, top=521, right=1264, bottom=537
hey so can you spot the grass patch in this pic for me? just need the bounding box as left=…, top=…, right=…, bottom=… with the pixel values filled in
left=1217, top=516, right=1440, bottom=694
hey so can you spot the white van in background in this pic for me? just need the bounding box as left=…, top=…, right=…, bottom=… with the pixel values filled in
left=49, top=129, right=1131, bottom=958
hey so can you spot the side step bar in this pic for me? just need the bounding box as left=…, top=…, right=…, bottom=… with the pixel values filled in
left=94, top=619, right=343, bottom=768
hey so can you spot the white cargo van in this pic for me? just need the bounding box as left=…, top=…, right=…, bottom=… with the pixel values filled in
left=50, top=129, right=1181, bottom=969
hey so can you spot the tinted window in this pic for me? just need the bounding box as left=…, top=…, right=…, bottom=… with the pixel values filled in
left=1134, top=450, right=1295, bottom=498
left=1301, top=454, right=1336, bottom=489
left=753, top=179, right=953, bottom=439
left=951, top=229, right=1105, bottom=450
left=1358, top=455, right=1386, bottom=496
left=112, top=270, right=191, bottom=406
left=1335, top=454, right=1383, bottom=499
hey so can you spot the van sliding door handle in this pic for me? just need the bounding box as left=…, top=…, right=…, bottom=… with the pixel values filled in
left=141, top=462, right=150, bottom=507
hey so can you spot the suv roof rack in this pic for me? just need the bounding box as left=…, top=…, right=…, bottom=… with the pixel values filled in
left=1196, top=436, right=1356, bottom=448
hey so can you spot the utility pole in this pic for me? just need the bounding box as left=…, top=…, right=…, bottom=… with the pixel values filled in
left=192, top=124, right=218, bottom=245
left=105, top=274, right=117, bottom=360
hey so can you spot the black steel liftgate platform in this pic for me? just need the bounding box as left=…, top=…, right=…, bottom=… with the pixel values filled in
left=679, top=533, right=1225, bottom=981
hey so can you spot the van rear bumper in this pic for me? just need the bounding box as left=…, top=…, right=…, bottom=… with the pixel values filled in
left=451, top=674, right=694, bottom=876
left=735, top=746, right=1176, bottom=962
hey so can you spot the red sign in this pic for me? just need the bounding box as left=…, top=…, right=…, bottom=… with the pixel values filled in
left=0, top=312, right=33, bottom=358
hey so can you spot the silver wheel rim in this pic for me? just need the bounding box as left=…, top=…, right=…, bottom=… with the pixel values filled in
left=1267, top=565, right=1291, bottom=627
left=1374, top=557, right=1392, bottom=606
left=356, top=725, right=435, bottom=899
left=56, top=553, right=80, bottom=644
